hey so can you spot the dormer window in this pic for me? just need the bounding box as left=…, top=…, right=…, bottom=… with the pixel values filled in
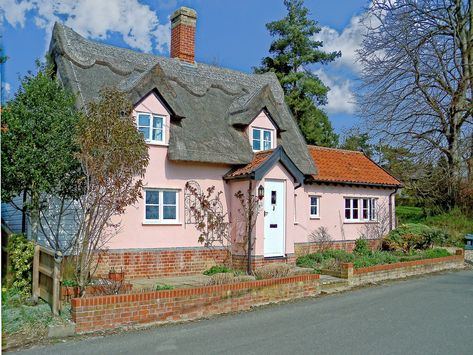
left=252, top=128, right=273, bottom=151
left=137, top=113, right=164, bottom=144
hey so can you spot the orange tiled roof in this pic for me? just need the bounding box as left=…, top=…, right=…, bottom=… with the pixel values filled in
left=226, top=149, right=274, bottom=177
left=308, top=146, right=401, bottom=186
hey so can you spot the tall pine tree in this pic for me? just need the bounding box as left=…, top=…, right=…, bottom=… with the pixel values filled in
left=256, top=0, right=340, bottom=147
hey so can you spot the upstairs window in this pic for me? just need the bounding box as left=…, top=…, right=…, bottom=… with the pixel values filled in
left=137, top=113, right=164, bottom=144
left=252, top=128, right=273, bottom=151
left=310, top=196, right=320, bottom=218
left=345, top=198, right=376, bottom=222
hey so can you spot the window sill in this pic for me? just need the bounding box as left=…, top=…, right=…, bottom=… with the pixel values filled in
left=343, top=221, right=378, bottom=225
left=142, top=221, right=182, bottom=226
left=310, top=216, right=320, bottom=220
left=146, top=142, right=168, bottom=147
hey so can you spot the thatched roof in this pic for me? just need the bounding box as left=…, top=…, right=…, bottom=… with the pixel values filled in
left=49, top=23, right=315, bottom=174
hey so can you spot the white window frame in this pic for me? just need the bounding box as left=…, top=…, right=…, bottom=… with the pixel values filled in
left=344, top=197, right=377, bottom=222
left=309, top=195, right=320, bottom=218
left=143, top=189, right=179, bottom=224
left=136, top=112, right=165, bottom=144
left=252, top=127, right=274, bottom=152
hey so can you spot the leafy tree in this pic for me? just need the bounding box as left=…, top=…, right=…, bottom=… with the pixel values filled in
left=256, top=0, right=341, bottom=146
left=1, top=63, right=81, bottom=241
left=72, top=88, right=149, bottom=294
left=340, top=132, right=373, bottom=157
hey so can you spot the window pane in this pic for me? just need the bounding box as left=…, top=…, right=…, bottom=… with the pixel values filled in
left=345, top=209, right=351, bottom=219
left=353, top=199, right=358, bottom=208
left=153, top=116, right=163, bottom=128
left=253, top=139, right=261, bottom=151
left=353, top=208, right=358, bottom=219
left=263, top=130, right=271, bottom=141
left=163, top=206, right=176, bottom=220
left=145, top=206, right=159, bottom=220
left=138, top=114, right=150, bottom=126
left=311, top=197, right=318, bottom=207
left=311, top=206, right=317, bottom=215
left=152, top=128, right=163, bottom=141
left=345, top=199, right=350, bottom=208
left=263, top=140, right=271, bottom=150
left=139, top=127, right=150, bottom=139
left=253, top=129, right=260, bottom=139
left=163, top=191, right=176, bottom=205
left=146, top=190, right=159, bottom=204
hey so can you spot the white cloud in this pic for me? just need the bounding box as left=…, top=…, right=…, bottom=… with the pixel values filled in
left=314, top=15, right=366, bottom=73
left=315, top=69, right=356, bottom=115
left=1, top=0, right=170, bottom=53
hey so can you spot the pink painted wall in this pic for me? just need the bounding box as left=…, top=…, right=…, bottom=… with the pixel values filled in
left=109, top=92, right=396, bottom=253
left=108, top=93, right=233, bottom=249
left=246, top=111, right=277, bottom=150
left=293, top=184, right=395, bottom=243
left=134, top=93, right=171, bottom=146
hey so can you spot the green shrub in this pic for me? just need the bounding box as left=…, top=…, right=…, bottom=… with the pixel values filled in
left=62, top=279, right=78, bottom=287
left=155, top=284, right=174, bottom=291
left=383, top=224, right=451, bottom=252
left=321, top=249, right=355, bottom=262
left=296, top=249, right=354, bottom=270
left=420, top=248, right=451, bottom=259
left=353, top=251, right=399, bottom=268
left=7, top=234, right=35, bottom=298
left=353, top=239, right=370, bottom=255
left=203, top=265, right=239, bottom=276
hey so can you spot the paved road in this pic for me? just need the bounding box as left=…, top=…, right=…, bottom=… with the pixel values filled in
left=15, top=270, right=473, bottom=355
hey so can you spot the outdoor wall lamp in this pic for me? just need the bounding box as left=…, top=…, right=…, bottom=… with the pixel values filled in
left=258, top=185, right=265, bottom=200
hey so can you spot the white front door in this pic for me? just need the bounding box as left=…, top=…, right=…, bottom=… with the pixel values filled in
left=263, top=180, right=285, bottom=257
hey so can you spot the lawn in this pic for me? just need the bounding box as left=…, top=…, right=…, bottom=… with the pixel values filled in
left=296, top=248, right=452, bottom=271
left=396, top=206, right=472, bottom=246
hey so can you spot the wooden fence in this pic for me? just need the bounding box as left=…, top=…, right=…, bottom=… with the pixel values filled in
left=32, top=245, right=62, bottom=315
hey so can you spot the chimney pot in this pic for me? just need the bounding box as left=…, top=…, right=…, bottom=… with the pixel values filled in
left=170, top=7, right=197, bottom=63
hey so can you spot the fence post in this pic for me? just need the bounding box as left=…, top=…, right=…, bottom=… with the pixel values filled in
left=52, top=255, right=61, bottom=315
left=32, top=244, right=40, bottom=301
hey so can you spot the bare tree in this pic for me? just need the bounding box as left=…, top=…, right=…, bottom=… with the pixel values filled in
left=72, top=89, right=149, bottom=295
left=234, top=185, right=262, bottom=274
left=184, top=181, right=232, bottom=264
left=358, top=0, right=473, bottom=208
left=308, top=226, right=334, bottom=252
left=360, top=200, right=391, bottom=242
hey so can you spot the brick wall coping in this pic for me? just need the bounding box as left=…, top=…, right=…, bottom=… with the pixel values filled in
left=294, top=239, right=368, bottom=246
left=349, top=251, right=464, bottom=275
left=97, top=246, right=227, bottom=253
left=71, top=273, right=320, bottom=307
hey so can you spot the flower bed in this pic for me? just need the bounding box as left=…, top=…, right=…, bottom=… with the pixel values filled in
left=296, top=248, right=453, bottom=272
left=61, top=283, right=133, bottom=301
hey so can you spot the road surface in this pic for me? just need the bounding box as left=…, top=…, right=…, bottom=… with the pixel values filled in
left=15, top=269, right=473, bottom=355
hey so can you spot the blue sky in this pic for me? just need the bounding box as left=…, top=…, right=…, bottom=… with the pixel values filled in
left=1, top=0, right=370, bottom=135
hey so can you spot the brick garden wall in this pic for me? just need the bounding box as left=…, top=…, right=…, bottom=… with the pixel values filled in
left=344, top=251, right=465, bottom=285
left=294, top=239, right=381, bottom=257
left=71, top=274, right=320, bottom=333
left=94, top=248, right=229, bottom=279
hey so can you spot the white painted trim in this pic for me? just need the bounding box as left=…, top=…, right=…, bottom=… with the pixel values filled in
left=135, top=111, right=166, bottom=145
left=143, top=188, right=179, bottom=224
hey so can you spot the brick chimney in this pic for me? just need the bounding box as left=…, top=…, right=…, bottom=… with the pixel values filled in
left=170, top=7, right=197, bottom=63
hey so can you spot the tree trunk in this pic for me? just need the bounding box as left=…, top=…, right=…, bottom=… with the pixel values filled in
left=30, top=189, right=40, bottom=242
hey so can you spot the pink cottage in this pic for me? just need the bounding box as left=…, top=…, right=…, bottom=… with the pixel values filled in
left=48, top=7, right=401, bottom=277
